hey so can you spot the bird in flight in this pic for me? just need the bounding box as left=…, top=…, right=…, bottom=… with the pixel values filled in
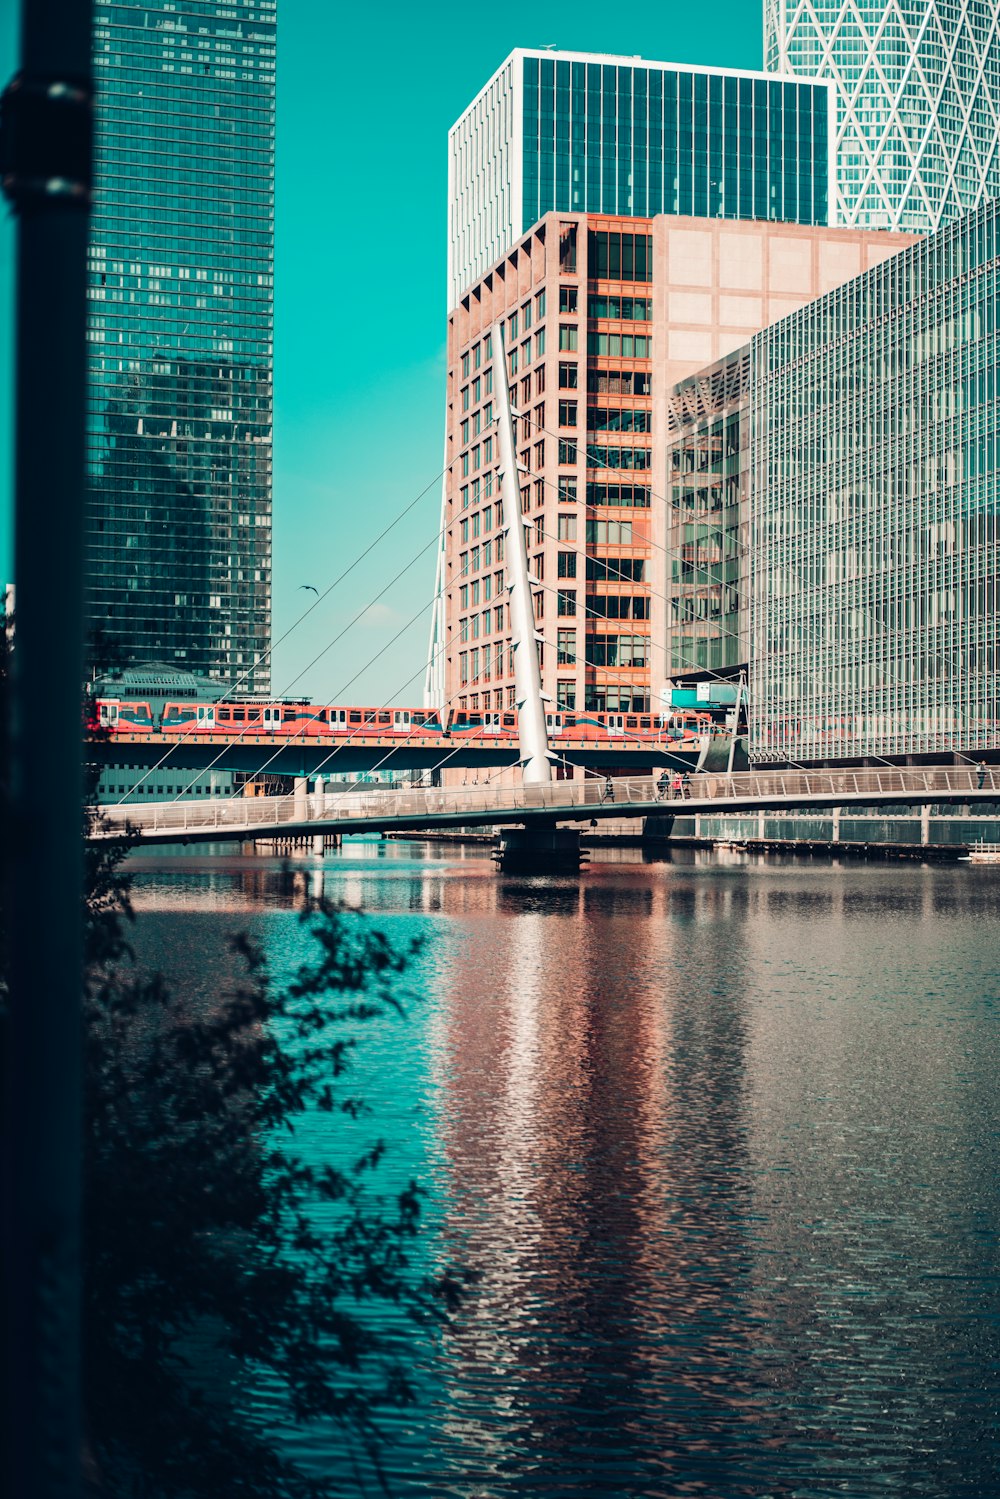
left=298, top=584, right=319, bottom=595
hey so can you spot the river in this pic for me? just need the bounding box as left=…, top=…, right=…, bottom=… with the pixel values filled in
left=126, top=838, right=1000, bottom=1498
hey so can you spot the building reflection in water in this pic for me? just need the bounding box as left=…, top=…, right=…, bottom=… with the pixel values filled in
left=123, top=843, right=1000, bottom=1497
left=424, top=864, right=792, bottom=1493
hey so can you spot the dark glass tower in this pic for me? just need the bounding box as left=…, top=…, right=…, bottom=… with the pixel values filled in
left=86, top=0, right=275, bottom=690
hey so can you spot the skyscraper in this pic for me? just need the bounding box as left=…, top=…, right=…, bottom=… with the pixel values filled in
left=86, top=0, right=275, bottom=689
left=749, top=197, right=1000, bottom=763
left=765, top=0, right=1000, bottom=231
left=448, top=49, right=835, bottom=305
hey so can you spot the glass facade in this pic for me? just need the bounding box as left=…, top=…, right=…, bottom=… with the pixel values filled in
left=665, top=352, right=750, bottom=678
left=448, top=49, right=832, bottom=304
left=750, top=199, right=1000, bottom=763
left=766, top=0, right=1000, bottom=232
left=522, top=55, right=829, bottom=230
left=86, top=0, right=274, bottom=689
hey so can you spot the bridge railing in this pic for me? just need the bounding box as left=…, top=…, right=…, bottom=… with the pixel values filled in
left=90, top=763, right=998, bottom=839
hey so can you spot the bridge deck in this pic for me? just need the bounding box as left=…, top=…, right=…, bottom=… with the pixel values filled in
left=90, top=765, right=1000, bottom=846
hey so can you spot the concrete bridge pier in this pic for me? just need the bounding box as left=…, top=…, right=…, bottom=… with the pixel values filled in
left=492, top=823, right=585, bottom=872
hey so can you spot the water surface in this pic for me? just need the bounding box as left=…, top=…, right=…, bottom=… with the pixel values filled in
left=127, top=839, right=1000, bottom=1498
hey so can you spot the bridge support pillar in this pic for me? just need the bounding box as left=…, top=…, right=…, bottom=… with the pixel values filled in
left=921, top=804, right=930, bottom=846
left=293, top=776, right=308, bottom=822
left=757, top=809, right=766, bottom=841
left=832, top=807, right=841, bottom=843
left=642, top=813, right=675, bottom=841
left=492, top=824, right=584, bottom=873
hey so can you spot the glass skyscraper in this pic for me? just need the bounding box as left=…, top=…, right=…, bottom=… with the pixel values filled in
left=86, top=0, right=275, bottom=689
left=750, top=198, right=1000, bottom=763
left=448, top=49, right=834, bottom=304
left=765, top=0, right=1000, bottom=231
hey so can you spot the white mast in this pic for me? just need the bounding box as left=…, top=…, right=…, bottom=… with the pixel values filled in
left=491, top=321, right=551, bottom=785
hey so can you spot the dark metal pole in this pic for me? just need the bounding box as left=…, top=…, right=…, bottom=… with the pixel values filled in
left=1, top=2, right=93, bottom=1496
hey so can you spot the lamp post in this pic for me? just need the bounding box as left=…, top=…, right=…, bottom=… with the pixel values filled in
left=1, top=2, right=93, bottom=1495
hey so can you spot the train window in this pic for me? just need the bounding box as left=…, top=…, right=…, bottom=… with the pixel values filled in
left=564, top=715, right=577, bottom=728
left=218, top=708, right=231, bottom=721
left=283, top=708, right=296, bottom=720
left=455, top=714, right=467, bottom=725
left=363, top=713, right=376, bottom=725
left=378, top=712, right=390, bottom=724
left=233, top=708, right=245, bottom=721
left=469, top=715, right=482, bottom=726
left=626, top=717, right=637, bottom=729
left=503, top=714, right=515, bottom=727
left=312, top=709, right=326, bottom=722
left=247, top=709, right=261, bottom=722
left=640, top=717, right=650, bottom=729
left=349, top=712, right=361, bottom=724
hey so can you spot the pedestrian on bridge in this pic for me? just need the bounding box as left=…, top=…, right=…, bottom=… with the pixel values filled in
left=978, top=760, right=987, bottom=789
left=603, top=775, right=615, bottom=804
left=656, top=770, right=668, bottom=800
left=671, top=772, right=683, bottom=800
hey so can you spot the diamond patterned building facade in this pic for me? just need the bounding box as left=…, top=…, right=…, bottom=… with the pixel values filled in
left=765, top=0, right=1000, bottom=231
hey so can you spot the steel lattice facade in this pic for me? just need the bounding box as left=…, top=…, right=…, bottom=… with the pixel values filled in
left=765, top=0, right=1000, bottom=231
left=750, top=199, right=1000, bottom=763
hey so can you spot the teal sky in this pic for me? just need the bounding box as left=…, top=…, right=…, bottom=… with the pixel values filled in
left=0, top=3, right=761, bottom=703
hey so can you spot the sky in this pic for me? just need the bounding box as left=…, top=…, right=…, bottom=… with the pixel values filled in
left=0, top=2, right=762, bottom=704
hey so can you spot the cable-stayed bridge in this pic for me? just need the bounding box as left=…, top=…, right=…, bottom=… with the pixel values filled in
left=91, top=764, right=999, bottom=847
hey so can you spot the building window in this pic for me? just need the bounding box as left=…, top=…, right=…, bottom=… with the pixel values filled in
left=557, top=513, right=577, bottom=541
left=557, top=590, right=576, bottom=616
left=586, top=518, right=633, bottom=544
left=535, top=329, right=546, bottom=357
left=462, top=352, right=470, bottom=378
left=587, top=294, right=652, bottom=320
left=587, top=230, right=652, bottom=281
left=558, top=400, right=577, bottom=427
left=586, top=333, right=652, bottom=358
left=558, top=439, right=577, bottom=465
left=508, top=311, right=519, bottom=340
left=559, top=478, right=578, bottom=503
left=559, top=325, right=578, bottom=352
left=559, top=285, right=578, bottom=314
left=586, top=483, right=651, bottom=507
left=559, top=362, right=579, bottom=389
left=536, top=289, right=546, bottom=318
left=557, top=629, right=576, bottom=665
left=559, top=222, right=577, bottom=273
left=557, top=551, right=577, bottom=578
left=556, top=681, right=576, bottom=710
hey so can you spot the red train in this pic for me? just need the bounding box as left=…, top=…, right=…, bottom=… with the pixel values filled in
left=92, top=698, right=712, bottom=747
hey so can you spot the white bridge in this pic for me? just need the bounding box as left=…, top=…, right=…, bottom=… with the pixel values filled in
left=91, top=764, right=999, bottom=846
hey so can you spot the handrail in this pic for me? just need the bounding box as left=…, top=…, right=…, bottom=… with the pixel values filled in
left=88, top=764, right=999, bottom=841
